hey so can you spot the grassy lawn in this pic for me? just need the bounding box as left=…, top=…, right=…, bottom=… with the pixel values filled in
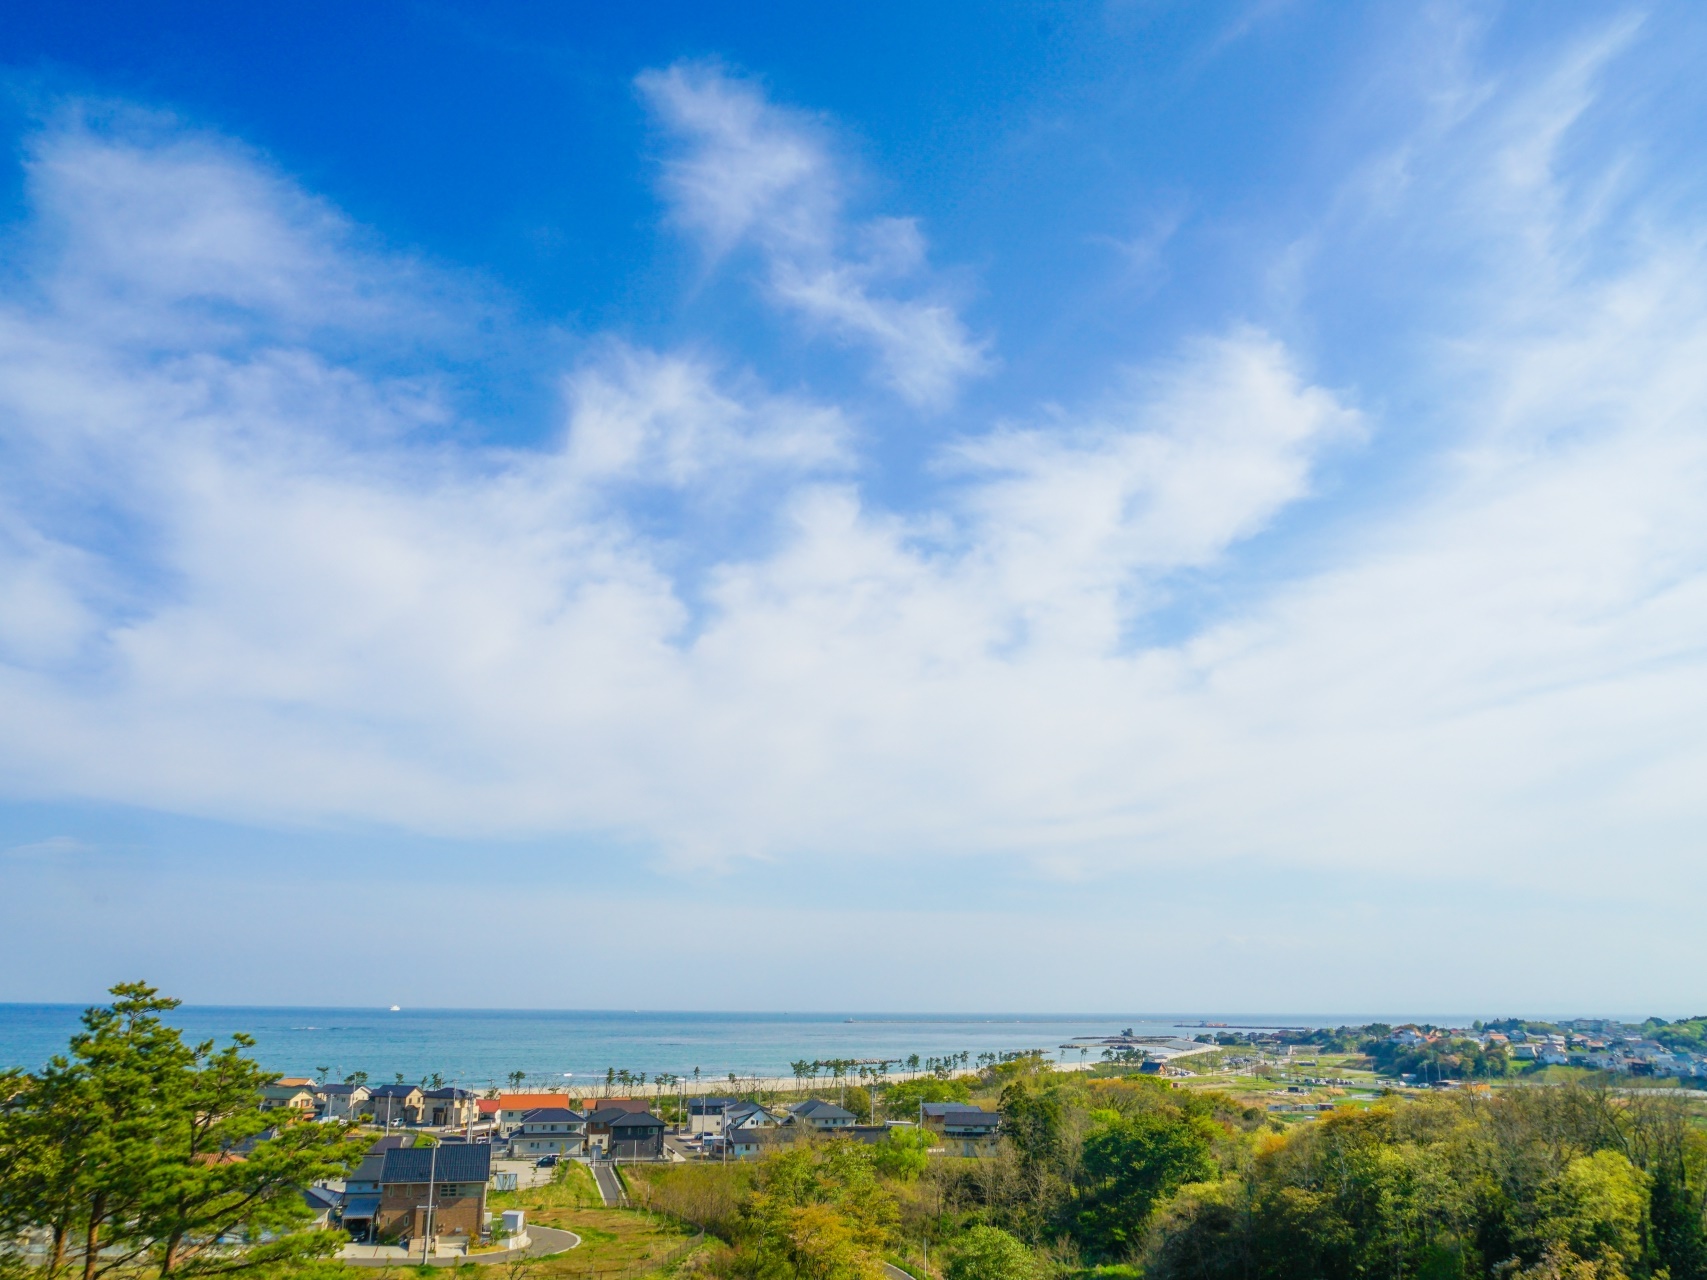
left=483, top=1164, right=703, bottom=1280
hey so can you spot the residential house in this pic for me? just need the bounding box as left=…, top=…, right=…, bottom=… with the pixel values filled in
left=720, top=1128, right=768, bottom=1160
left=302, top=1186, right=340, bottom=1230
left=716, top=1119, right=802, bottom=1160
left=260, top=1083, right=319, bottom=1114
left=609, top=1111, right=666, bottom=1159
left=495, top=1093, right=577, bottom=1134
left=688, top=1097, right=744, bottom=1136
left=580, top=1097, right=652, bottom=1116
left=375, top=1143, right=493, bottom=1243
left=510, top=1108, right=587, bottom=1159
left=700, top=1108, right=782, bottom=1160
left=340, top=1136, right=412, bottom=1241
left=726, top=1102, right=780, bottom=1134
left=421, top=1087, right=480, bottom=1128
left=584, top=1106, right=666, bottom=1159
left=316, top=1082, right=373, bottom=1120
left=920, top=1104, right=1000, bottom=1157
left=367, top=1085, right=425, bottom=1127
left=786, top=1099, right=856, bottom=1131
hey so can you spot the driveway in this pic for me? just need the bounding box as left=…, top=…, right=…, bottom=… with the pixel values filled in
left=342, top=1225, right=580, bottom=1267
left=590, top=1161, right=626, bottom=1207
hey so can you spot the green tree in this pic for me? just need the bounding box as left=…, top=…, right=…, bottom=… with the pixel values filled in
left=0, top=983, right=365, bottom=1280
left=0, top=1063, right=95, bottom=1279
left=144, top=1034, right=367, bottom=1276
left=946, top=1226, right=1038, bottom=1280
left=44, top=982, right=197, bottom=1280
left=883, top=1079, right=972, bottom=1116
left=873, top=1126, right=933, bottom=1182
left=1073, top=1110, right=1218, bottom=1257
left=1535, top=1151, right=1649, bottom=1277
left=998, top=1080, right=1066, bottom=1174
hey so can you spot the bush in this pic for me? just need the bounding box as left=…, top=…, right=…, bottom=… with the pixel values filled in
left=884, top=1078, right=974, bottom=1115
left=947, top=1226, right=1039, bottom=1280
left=873, top=1126, right=933, bottom=1181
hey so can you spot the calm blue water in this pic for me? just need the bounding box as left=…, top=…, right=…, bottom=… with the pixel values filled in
left=0, top=1006, right=1323, bottom=1086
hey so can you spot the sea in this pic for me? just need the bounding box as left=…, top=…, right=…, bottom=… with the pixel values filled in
left=0, top=1006, right=1332, bottom=1087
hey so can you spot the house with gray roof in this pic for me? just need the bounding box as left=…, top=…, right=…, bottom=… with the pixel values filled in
left=421, top=1086, right=479, bottom=1128
left=786, top=1099, right=856, bottom=1130
left=342, top=1136, right=416, bottom=1241
left=375, top=1144, right=492, bottom=1242
left=316, top=1081, right=372, bottom=1120
left=510, top=1107, right=586, bottom=1158
left=921, top=1103, right=1000, bottom=1156
left=585, top=1106, right=666, bottom=1159
left=366, top=1084, right=424, bottom=1127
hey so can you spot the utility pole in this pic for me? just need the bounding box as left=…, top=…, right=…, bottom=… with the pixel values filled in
left=420, top=1141, right=439, bottom=1264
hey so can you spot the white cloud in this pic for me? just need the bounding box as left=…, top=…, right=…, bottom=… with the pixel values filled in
left=23, top=106, right=465, bottom=354
left=950, top=332, right=1360, bottom=647
left=637, top=63, right=990, bottom=408
left=560, top=345, right=850, bottom=487
left=4, top=13, right=1707, bottom=933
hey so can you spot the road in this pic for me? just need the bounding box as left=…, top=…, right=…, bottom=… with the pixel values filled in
left=590, top=1161, right=626, bottom=1206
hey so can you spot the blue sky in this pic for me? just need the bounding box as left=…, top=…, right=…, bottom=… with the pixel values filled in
left=3, top=1, right=1706, bottom=1014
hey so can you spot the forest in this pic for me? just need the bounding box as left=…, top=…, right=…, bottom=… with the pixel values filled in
left=632, top=1063, right=1707, bottom=1280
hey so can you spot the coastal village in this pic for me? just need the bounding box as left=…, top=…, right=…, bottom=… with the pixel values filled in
left=243, top=1019, right=1707, bottom=1260
left=8, top=1006, right=1707, bottom=1271
left=264, top=1081, right=1007, bottom=1256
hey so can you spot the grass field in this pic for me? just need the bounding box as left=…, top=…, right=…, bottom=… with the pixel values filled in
left=477, top=1164, right=704, bottom=1280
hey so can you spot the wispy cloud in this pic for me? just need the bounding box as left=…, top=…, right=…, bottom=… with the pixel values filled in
left=1, top=836, right=89, bottom=860
left=560, top=345, right=850, bottom=489
left=4, top=7, right=1707, bottom=931
left=636, top=62, right=990, bottom=409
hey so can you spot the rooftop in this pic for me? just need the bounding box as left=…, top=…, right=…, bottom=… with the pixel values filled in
left=379, top=1145, right=492, bottom=1185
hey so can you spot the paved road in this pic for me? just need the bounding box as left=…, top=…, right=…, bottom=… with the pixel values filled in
left=590, top=1161, right=626, bottom=1206
left=885, top=1264, right=918, bottom=1280
left=342, top=1226, right=581, bottom=1268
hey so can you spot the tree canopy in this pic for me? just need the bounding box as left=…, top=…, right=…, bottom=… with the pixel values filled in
left=0, top=983, right=365, bottom=1280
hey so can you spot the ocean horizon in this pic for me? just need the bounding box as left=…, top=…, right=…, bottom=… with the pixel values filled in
left=0, top=1004, right=1507, bottom=1084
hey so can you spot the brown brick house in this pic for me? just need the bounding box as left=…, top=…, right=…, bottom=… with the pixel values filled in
left=374, top=1144, right=492, bottom=1242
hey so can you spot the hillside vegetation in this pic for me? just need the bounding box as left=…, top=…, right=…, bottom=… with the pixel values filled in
left=634, top=1064, right=1707, bottom=1280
